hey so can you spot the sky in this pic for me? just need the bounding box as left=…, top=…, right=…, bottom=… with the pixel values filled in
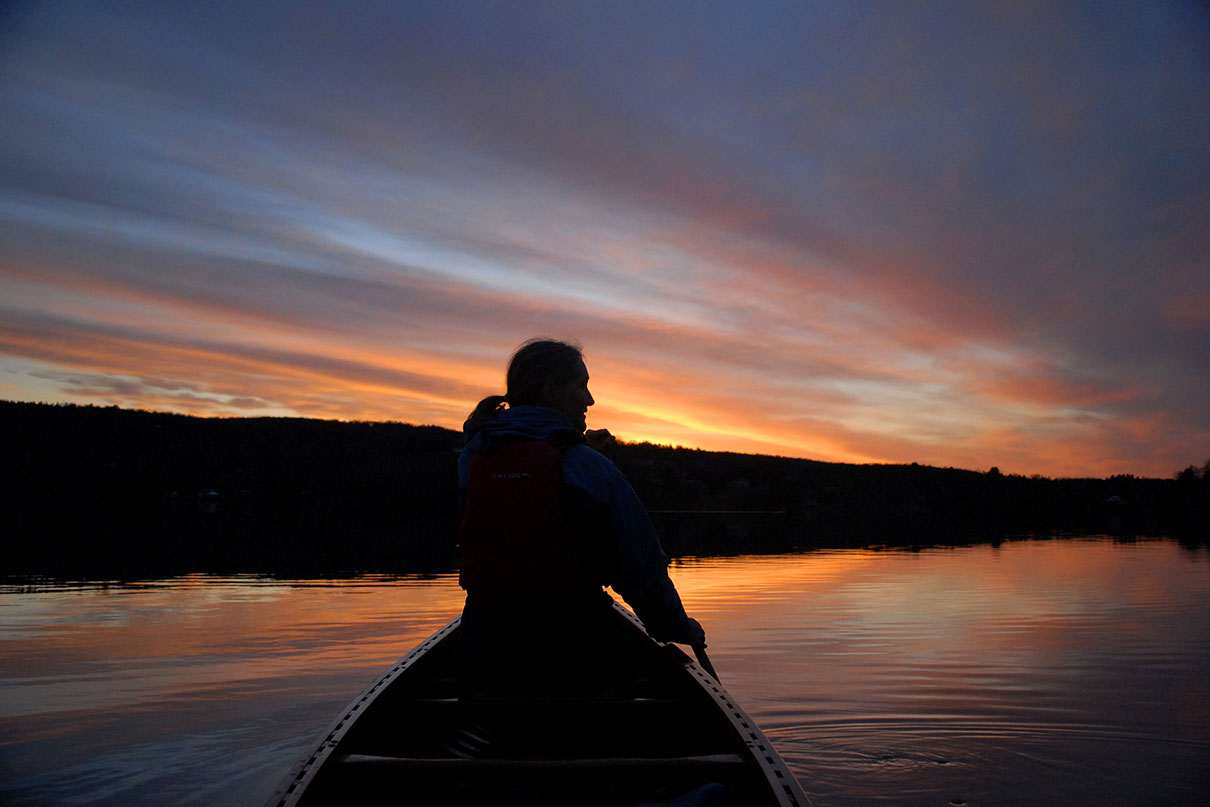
left=1, top=1, right=1207, bottom=479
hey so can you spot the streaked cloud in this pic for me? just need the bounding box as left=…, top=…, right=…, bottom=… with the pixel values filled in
left=2, top=0, right=1207, bottom=477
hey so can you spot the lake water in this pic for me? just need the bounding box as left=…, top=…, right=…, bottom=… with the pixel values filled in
left=2, top=537, right=1208, bottom=806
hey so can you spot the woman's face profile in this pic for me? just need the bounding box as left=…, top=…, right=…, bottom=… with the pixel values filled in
left=547, top=360, right=594, bottom=432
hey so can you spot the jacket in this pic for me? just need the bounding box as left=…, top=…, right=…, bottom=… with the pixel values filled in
left=457, top=405, right=695, bottom=641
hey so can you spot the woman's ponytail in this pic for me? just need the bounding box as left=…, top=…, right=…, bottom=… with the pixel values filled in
left=462, top=394, right=507, bottom=439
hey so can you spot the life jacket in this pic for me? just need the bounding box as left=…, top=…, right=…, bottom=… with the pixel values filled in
left=457, top=439, right=599, bottom=598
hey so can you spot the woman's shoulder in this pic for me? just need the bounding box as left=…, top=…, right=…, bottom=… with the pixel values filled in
left=561, top=444, right=627, bottom=491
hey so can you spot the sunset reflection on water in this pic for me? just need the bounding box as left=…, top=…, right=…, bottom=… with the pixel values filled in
left=2, top=538, right=1209, bottom=806
left=667, top=540, right=1210, bottom=806
left=1, top=574, right=465, bottom=720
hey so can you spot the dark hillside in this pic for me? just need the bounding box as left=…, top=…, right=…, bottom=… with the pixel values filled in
left=2, top=402, right=1205, bottom=578
left=3, top=402, right=463, bottom=577
left=615, top=444, right=1207, bottom=554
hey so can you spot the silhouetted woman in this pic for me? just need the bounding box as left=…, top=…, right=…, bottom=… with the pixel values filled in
left=456, top=338, right=705, bottom=694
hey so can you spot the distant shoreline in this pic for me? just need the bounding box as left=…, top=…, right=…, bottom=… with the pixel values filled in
left=3, top=401, right=1206, bottom=579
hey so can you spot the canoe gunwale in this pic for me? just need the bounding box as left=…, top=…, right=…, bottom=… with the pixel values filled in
left=610, top=603, right=808, bottom=807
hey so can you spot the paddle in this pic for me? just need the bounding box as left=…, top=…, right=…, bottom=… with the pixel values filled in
left=692, top=643, right=720, bottom=682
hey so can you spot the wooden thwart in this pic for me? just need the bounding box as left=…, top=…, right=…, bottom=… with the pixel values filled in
left=337, top=752, right=747, bottom=772
left=407, top=695, right=680, bottom=707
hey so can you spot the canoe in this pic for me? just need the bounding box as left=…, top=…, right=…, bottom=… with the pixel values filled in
left=266, top=599, right=807, bottom=806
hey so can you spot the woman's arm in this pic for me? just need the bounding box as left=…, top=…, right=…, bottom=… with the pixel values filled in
left=563, top=446, right=705, bottom=645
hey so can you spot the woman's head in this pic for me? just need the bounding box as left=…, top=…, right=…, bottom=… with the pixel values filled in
left=506, top=338, right=593, bottom=430
left=463, top=338, right=594, bottom=437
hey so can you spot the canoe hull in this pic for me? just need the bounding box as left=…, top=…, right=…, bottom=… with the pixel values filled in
left=267, top=602, right=806, bottom=806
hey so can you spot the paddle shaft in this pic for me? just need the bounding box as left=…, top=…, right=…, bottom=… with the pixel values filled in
left=692, top=643, right=720, bottom=681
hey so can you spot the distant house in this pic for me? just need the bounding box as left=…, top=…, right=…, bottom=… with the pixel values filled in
left=199, top=489, right=220, bottom=515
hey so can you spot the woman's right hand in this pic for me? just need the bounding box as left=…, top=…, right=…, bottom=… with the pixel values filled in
left=664, top=616, right=706, bottom=647
left=586, top=428, right=616, bottom=456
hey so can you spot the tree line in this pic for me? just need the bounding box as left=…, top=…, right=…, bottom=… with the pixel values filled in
left=3, top=401, right=1206, bottom=579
